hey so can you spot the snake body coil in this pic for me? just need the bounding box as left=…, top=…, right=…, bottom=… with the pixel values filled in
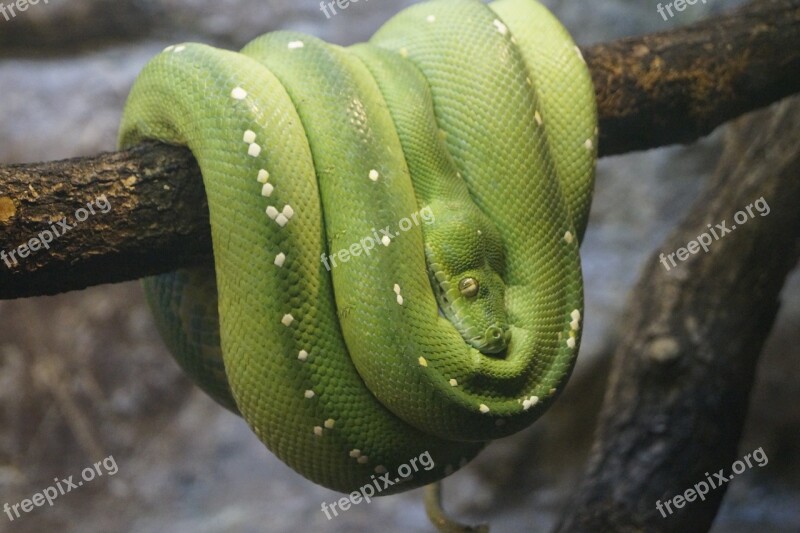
left=119, top=0, right=597, bottom=494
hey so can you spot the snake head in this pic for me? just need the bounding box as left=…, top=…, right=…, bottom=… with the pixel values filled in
left=423, top=202, right=510, bottom=355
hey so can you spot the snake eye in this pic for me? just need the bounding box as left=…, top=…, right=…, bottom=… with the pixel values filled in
left=458, top=277, right=479, bottom=298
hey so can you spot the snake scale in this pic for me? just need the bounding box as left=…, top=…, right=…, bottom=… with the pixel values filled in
left=118, top=0, right=596, bottom=494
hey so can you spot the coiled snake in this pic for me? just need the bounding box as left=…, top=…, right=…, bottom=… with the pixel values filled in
left=118, top=0, right=597, bottom=494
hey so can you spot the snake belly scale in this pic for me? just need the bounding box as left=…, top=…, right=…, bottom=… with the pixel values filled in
left=119, top=0, right=597, bottom=494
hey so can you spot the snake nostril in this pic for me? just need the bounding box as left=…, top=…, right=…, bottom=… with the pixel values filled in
left=486, top=326, right=503, bottom=340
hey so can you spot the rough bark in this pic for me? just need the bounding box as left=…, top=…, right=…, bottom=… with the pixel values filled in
left=592, top=0, right=800, bottom=156
left=556, top=97, right=800, bottom=532
left=1, top=0, right=799, bottom=299
left=0, top=143, right=209, bottom=297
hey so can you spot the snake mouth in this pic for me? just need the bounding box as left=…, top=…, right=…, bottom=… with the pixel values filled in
left=470, top=325, right=510, bottom=355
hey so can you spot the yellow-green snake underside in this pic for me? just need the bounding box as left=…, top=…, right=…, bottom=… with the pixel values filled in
left=118, top=0, right=597, bottom=494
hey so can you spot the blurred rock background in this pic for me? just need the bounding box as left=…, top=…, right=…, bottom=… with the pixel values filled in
left=0, top=0, right=797, bottom=532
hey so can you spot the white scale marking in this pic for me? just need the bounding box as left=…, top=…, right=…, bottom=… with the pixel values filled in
left=248, top=143, right=262, bottom=157
left=522, top=396, right=539, bottom=411
left=394, top=284, right=404, bottom=305
left=570, top=309, right=582, bottom=331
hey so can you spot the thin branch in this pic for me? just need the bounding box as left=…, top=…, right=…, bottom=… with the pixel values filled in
left=556, top=96, right=800, bottom=532
left=1, top=0, right=799, bottom=299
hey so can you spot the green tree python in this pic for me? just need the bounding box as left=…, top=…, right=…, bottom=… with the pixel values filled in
left=118, top=0, right=597, bottom=495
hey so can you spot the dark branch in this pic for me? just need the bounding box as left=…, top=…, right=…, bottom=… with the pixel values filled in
left=592, top=0, right=800, bottom=155
left=1, top=0, right=799, bottom=299
left=556, top=96, right=800, bottom=532
left=0, top=143, right=209, bottom=298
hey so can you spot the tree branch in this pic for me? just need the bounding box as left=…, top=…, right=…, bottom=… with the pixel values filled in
left=556, top=96, right=800, bottom=532
left=1, top=0, right=799, bottom=299
left=592, top=0, right=800, bottom=155
left=0, top=143, right=209, bottom=298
